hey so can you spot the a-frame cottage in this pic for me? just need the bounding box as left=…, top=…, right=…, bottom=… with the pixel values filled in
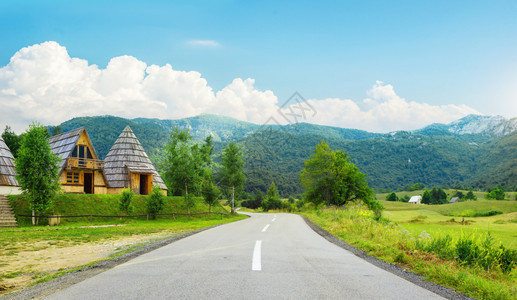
left=48, top=128, right=109, bottom=194
left=0, top=137, right=20, bottom=195
left=104, top=126, right=167, bottom=195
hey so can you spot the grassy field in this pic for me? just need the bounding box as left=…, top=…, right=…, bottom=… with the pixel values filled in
left=376, top=191, right=517, bottom=250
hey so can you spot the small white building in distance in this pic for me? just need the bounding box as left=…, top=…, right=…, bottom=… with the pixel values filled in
left=409, top=195, right=422, bottom=204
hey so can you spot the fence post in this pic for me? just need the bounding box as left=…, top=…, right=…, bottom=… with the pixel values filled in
left=90, top=215, right=93, bottom=223
left=147, top=214, right=149, bottom=221
left=173, top=213, right=176, bottom=221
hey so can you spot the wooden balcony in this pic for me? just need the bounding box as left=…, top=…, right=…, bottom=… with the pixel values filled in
left=66, top=157, right=104, bottom=170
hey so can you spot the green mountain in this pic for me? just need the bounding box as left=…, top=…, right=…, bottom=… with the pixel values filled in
left=50, top=114, right=517, bottom=196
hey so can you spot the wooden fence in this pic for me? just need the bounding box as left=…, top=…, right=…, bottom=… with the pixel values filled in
left=17, top=211, right=229, bottom=223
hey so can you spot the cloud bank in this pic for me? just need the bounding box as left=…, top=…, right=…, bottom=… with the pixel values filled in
left=0, top=41, right=479, bottom=133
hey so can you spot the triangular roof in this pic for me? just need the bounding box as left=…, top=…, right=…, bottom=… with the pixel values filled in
left=104, top=126, right=167, bottom=190
left=48, top=127, right=100, bottom=172
left=449, top=197, right=460, bottom=203
left=0, top=137, right=18, bottom=186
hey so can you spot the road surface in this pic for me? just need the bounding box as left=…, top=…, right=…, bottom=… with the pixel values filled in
left=45, top=213, right=443, bottom=299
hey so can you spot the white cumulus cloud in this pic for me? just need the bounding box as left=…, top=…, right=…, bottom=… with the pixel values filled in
left=285, top=81, right=480, bottom=132
left=0, top=42, right=480, bottom=134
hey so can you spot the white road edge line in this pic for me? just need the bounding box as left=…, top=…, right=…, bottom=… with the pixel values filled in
left=262, top=224, right=270, bottom=232
left=271, top=218, right=276, bottom=222
left=252, top=240, right=262, bottom=271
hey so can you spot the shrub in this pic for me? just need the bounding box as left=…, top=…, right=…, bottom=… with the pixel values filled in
left=486, top=188, right=505, bottom=200
left=119, top=189, right=135, bottom=215
left=386, top=192, right=398, bottom=202
left=465, top=190, right=477, bottom=200
left=146, top=187, right=165, bottom=218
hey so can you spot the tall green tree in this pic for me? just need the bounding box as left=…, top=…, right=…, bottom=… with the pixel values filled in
left=422, top=190, right=431, bottom=204
left=430, top=187, right=447, bottom=204
left=198, top=135, right=220, bottom=213
left=262, top=181, right=283, bottom=211
left=15, top=123, right=60, bottom=224
left=300, top=141, right=381, bottom=213
left=2, top=126, right=21, bottom=158
left=201, top=175, right=221, bottom=213
left=51, top=125, right=63, bottom=136
left=164, top=128, right=204, bottom=214
left=220, top=142, right=245, bottom=213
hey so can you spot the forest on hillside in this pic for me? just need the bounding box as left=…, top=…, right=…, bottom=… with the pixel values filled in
left=5, top=114, right=514, bottom=197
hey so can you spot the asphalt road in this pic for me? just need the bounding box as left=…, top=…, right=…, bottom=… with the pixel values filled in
left=45, top=213, right=444, bottom=299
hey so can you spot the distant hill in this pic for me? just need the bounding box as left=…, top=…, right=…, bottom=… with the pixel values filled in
left=49, top=114, right=517, bottom=196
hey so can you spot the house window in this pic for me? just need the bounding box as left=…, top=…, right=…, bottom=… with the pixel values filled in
left=66, top=172, right=79, bottom=183
left=72, top=145, right=93, bottom=167
left=72, top=145, right=93, bottom=159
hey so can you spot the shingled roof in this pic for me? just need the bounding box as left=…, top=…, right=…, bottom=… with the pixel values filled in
left=0, top=137, right=18, bottom=186
left=104, top=126, right=167, bottom=190
left=47, top=127, right=91, bottom=172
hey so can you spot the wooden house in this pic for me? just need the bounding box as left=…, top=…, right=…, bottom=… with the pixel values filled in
left=0, top=137, right=21, bottom=195
left=104, top=126, right=167, bottom=195
left=48, top=128, right=109, bottom=194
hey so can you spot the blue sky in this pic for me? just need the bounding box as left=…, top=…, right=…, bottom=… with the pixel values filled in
left=0, top=0, right=516, bottom=132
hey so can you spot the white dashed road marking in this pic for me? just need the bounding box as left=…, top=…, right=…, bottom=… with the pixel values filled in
left=252, top=240, right=262, bottom=271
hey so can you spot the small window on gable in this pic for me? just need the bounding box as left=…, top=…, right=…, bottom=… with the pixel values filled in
left=72, top=145, right=94, bottom=159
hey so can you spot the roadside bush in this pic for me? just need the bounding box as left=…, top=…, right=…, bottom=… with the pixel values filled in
left=241, top=191, right=263, bottom=209
left=262, top=198, right=283, bottom=211
left=119, top=189, right=135, bottom=215
left=296, top=198, right=306, bottom=210
left=415, top=231, right=517, bottom=274
left=146, top=187, right=165, bottom=218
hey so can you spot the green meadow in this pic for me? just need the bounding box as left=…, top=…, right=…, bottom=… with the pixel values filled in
left=376, top=191, right=517, bottom=250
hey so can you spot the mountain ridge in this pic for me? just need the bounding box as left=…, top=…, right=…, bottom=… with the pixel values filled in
left=49, top=113, right=517, bottom=195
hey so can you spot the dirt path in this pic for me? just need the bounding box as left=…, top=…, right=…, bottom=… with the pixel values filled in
left=0, top=230, right=175, bottom=296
